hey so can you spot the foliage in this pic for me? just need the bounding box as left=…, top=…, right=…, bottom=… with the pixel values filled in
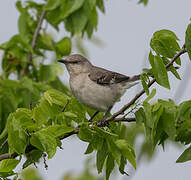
left=0, top=0, right=191, bottom=180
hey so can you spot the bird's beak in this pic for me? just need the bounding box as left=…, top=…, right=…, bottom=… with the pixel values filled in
left=58, top=59, right=66, bottom=64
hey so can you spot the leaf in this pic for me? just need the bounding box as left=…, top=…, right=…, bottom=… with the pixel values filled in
left=7, top=113, right=29, bottom=154
left=144, top=88, right=156, bottom=102
left=176, top=146, right=191, bottom=163
left=185, top=23, right=191, bottom=60
left=21, top=168, right=43, bottom=180
left=84, top=143, right=94, bottom=154
left=96, top=141, right=108, bottom=173
left=30, top=131, right=57, bottom=158
left=150, top=29, right=180, bottom=58
left=140, top=74, right=149, bottom=95
left=96, top=0, right=105, bottom=13
left=106, top=154, right=115, bottom=180
left=78, top=124, right=93, bottom=142
left=162, top=57, right=181, bottom=80
left=23, top=150, right=43, bottom=169
left=93, top=126, right=118, bottom=138
left=107, top=139, right=121, bottom=165
left=149, top=53, right=170, bottom=89
left=135, top=107, right=146, bottom=124
left=65, top=7, right=88, bottom=35
left=115, top=139, right=136, bottom=169
left=60, top=0, right=85, bottom=19
left=139, top=0, right=149, bottom=6
left=91, top=134, right=104, bottom=150
left=44, top=0, right=61, bottom=10
left=0, top=159, right=20, bottom=172
left=41, top=125, right=75, bottom=138
left=56, top=37, right=71, bottom=57
left=44, top=89, right=70, bottom=106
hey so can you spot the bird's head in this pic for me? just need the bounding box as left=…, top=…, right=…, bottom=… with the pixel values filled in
left=58, top=54, right=92, bottom=75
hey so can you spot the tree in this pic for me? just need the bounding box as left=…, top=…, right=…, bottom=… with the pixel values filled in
left=0, top=0, right=191, bottom=180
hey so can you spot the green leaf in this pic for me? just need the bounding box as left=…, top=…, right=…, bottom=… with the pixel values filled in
left=93, top=126, right=118, bottom=138
left=44, top=89, right=70, bottom=106
left=96, top=0, right=105, bottom=13
left=60, top=0, right=85, bottom=19
left=41, top=125, right=75, bottom=138
left=115, top=139, right=136, bottom=169
left=30, top=131, right=57, bottom=158
left=44, top=0, right=61, bottom=11
left=0, top=159, right=20, bottom=172
left=56, top=37, right=71, bottom=57
left=21, top=168, right=43, bottom=180
left=78, top=124, right=93, bottom=142
left=176, top=146, right=191, bottom=163
left=135, top=107, right=146, bottom=124
left=96, top=141, right=108, bottom=173
left=150, top=29, right=180, bottom=59
left=149, top=53, right=170, bottom=89
left=84, top=143, right=94, bottom=154
left=23, top=150, right=43, bottom=169
left=65, top=6, right=88, bottom=35
left=140, top=74, right=149, bottom=95
left=91, top=134, right=104, bottom=150
left=106, top=154, right=115, bottom=180
left=185, top=23, right=191, bottom=60
left=7, top=113, right=29, bottom=154
left=139, top=0, right=149, bottom=6
left=144, top=88, right=156, bottom=102
left=107, top=139, right=121, bottom=165
left=162, top=57, right=181, bottom=80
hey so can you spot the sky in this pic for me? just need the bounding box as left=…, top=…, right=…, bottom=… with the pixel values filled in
left=1, top=0, right=191, bottom=180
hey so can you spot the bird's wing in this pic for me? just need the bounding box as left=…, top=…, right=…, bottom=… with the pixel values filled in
left=88, top=66, right=139, bottom=85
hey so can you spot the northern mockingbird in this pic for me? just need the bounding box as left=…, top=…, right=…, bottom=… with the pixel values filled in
left=58, top=54, right=140, bottom=124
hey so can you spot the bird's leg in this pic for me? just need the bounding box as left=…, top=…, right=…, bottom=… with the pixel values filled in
left=98, top=106, right=113, bottom=125
left=89, top=111, right=99, bottom=122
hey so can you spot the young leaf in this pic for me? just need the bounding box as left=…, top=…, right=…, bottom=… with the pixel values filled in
left=149, top=54, right=170, bottom=89
left=176, top=146, right=191, bottom=163
left=96, top=141, right=108, bottom=173
left=135, top=107, right=146, bottom=124
left=84, top=143, right=94, bottom=154
left=150, top=29, right=180, bottom=58
left=56, top=37, right=71, bottom=57
left=0, top=159, right=20, bottom=172
left=185, top=23, right=191, bottom=60
left=78, top=124, right=93, bottom=142
left=44, top=89, right=70, bottom=106
left=144, top=88, right=156, bottom=102
left=115, top=139, right=136, bottom=169
left=30, top=131, right=57, bottom=158
left=44, top=0, right=61, bottom=11
left=106, top=154, right=115, bottom=180
left=140, top=74, right=149, bottom=95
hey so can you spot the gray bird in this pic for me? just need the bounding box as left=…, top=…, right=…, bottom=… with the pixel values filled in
left=58, top=54, right=140, bottom=124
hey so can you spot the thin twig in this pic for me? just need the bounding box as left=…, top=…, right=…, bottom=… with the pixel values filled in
left=0, top=139, right=8, bottom=151
left=105, top=46, right=187, bottom=123
left=24, top=10, right=46, bottom=75
left=62, top=100, right=70, bottom=112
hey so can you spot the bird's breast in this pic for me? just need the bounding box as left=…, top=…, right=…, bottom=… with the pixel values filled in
left=69, top=73, right=121, bottom=112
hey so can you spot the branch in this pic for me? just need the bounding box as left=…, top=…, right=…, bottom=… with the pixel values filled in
left=0, top=153, right=17, bottom=161
left=105, top=46, right=187, bottom=123
left=24, top=10, right=46, bottom=74
left=0, top=139, right=8, bottom=151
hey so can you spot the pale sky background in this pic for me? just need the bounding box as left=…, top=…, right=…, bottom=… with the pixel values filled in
left=1, top=0, right=191, bottom=180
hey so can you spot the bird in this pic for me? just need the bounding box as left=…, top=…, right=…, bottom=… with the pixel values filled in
left=58, top=54, right=140, bottom=124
